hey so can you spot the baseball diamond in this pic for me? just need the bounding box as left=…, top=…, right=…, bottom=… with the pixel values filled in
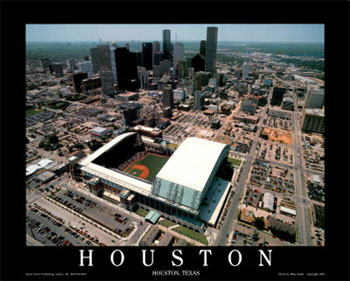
left=123, top=153, right=169, bottom=181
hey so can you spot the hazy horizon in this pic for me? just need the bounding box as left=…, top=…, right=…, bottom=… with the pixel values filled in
left=26, top=24, right=324, bottom=43
left=26, top=40, right=324, bottom=44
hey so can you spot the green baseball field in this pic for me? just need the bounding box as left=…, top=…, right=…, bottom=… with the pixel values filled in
left=123, top=153, right=169, bottom=182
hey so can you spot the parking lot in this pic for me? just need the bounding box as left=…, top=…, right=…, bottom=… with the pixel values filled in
left=263, top=115, right=293, bottom=131
left=51, top=188, right=138, bottom=237
left=249, top=160, right=295, bottom=195
left=26, top=205, right=89, bottom=246
left=257, top=141, right=293, bottom=165
left=231, top=223, right=287, bottom=246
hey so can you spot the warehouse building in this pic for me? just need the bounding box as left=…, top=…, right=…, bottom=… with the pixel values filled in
left=91, top=127, right=113, bottom=138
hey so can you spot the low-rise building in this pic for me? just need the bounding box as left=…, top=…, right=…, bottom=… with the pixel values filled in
left=91, top=127, right=113, bottom=137
left=116, top=92, right=139, bottom=101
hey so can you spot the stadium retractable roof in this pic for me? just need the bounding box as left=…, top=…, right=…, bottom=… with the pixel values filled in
left=79, top=132, right=137, bottom=166
left=156, top=137, right=228, bottom=192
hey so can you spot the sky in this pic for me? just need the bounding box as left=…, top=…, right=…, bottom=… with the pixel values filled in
left=26, top=24, right=324, bottom=43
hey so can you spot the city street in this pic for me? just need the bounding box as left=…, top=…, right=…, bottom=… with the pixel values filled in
left=292, top=105, right=312, bottom=245
left=215, top=106, right=268, bottom=246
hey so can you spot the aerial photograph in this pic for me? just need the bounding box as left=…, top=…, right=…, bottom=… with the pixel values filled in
left=25, top=24, right=325, bottom=247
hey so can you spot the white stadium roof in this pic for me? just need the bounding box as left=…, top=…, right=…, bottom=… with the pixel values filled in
left=155, top=137, right=228, bottom=192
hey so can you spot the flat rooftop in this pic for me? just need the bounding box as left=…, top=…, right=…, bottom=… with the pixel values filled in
left=305, top=108, right=324, bottom=117
left=156, top=137, right=229, bottom=192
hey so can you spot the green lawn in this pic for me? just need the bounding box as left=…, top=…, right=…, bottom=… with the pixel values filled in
left=172, top=226, right=208, bottom=245
left=26, top=109, right=43, bottom=117
left=158, top=219, right=176, bottom=228
left=227, top=157, right=242, bottom=167
left=135, top=207, right=149, bottom=217
left=125, top=153, right=169, bottom=181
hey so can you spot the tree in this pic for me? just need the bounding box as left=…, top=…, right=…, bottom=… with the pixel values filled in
left=48, top=134, right=59, bottom=144
left=253, top=230, right=259, bottom=241
left=74, top=143, right=84, bottom=150
left=254, top=217, right=265, bottom=230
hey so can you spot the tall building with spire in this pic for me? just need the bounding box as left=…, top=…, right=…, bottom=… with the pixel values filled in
left=205, top=27, right=218, bottom=74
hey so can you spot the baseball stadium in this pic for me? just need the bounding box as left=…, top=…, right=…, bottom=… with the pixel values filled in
left=79, top=132, right=236, bottom=231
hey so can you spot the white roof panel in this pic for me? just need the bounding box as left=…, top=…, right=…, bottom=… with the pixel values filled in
left=155, top=137, right=228, bottom=192
left=280, top=206, right=297, bottom=216
left=38, top=159, right=53, bottom=168
left=92, top=127, right=107, bottom=133
left=263, top=192, right=274, bottom=211
left=312, top=174, right=321, bottom=183
left=26, top=164, right=41, bottom=176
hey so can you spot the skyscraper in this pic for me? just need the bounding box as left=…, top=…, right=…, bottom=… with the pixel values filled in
left=90, top=47, right=100, bottom=73
left=153, top=41, right=160, bottom=53
left=205, top=27, right=218, bottom=74
left=153, top=41, right=162, bottom=67
left=153, top=52, right=162, bottom=66
left=49, top=63, right=64, bottom=78
left=78, top=61, right=92, bottom=78
left=110, top=45, right=118, bottom=85
left=191, top=54, right=205, bottom=72
left=200, top=40, right=206, bottom=57
left=142, top=42, right=153, bottom=70
left=301, top=108, right=324, bottom=134
left=91, top=45, right=115, bottom=95
left=176, top=61, right=187, bottom=80
left=114, top=47, right=139, bottom=91
left=123, top=106, right=138, bottom=126
left=67, top=59, right=75, bottom=73
left=40, top=58, right=51, bottom=71
left=173, top=43, right=184, bottom=67
left=162, top=87, right=174, bottom=107
left=162, top=30, right=171, bottom=60
left=71, top=72, right=88, bottom=93
left=194, top=91, right=205, bottom=110
left=138, top=66, right=149, bottom=90
left=304, top=88, right=324, bottom=109
left=242, top=62, right=250, bottom=79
